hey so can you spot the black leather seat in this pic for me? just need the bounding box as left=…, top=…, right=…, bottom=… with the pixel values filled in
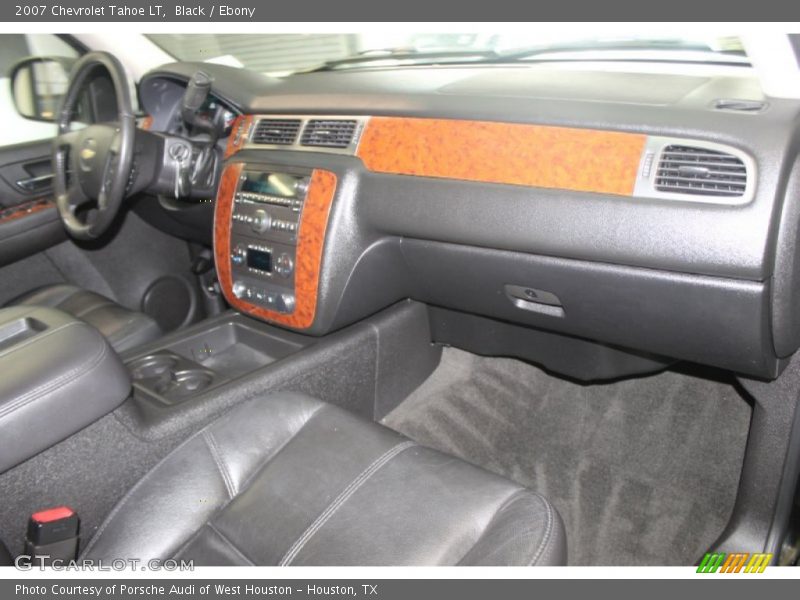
left=81, top=392, right=567, bottom=565
left=8, top=284, right=161, bottom=353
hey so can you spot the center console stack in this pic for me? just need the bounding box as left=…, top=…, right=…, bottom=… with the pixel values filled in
left=227, top=167, right=310, bottom=314
left=214, top=162, right=338, bottom=332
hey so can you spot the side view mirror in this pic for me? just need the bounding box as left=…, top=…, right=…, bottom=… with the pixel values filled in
left=9, top=56, right=75, bottom=122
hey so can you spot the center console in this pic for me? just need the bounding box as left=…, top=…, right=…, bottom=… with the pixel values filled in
left=0, top=306, right=130, bottom=473
left=125, top=314, right=309, bottom=406
left=214, top=163, right=337, bottom=330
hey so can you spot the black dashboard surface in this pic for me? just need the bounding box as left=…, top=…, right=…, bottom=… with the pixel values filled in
left=138, top=61, right=800, bottom=379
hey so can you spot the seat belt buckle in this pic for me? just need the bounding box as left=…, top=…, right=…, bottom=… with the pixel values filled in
left=25, top=506, right=79, bottom=565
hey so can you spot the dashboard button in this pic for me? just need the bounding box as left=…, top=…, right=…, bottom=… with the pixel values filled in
left=280, top=293, right=295, bottom=313
left=232, top=281, right=247, bottom=298
left=275, top=253, right=294, bottom=277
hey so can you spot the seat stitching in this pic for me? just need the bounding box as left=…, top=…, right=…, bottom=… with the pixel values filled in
left=0, top=335, right=106, bottom=415
left=81, top=400, right=326, bottom=559
left=80, top=421, right=226, bottom=557
left=528, top=494, right=554, bottom=566
left=0, top=305, right=36, bottom=322
left=235, top=403, right=328, bottom=494
left=73, top=300, right=116, bottom=318
left=0, top=321, right=78, bottom=361
left=279, top=440, right=417, bottom=566
left=454, top=488, right=527, bottom=565
left=17, top=285, right=79, bottom=308
left=50, top=285, right=83, bottom=305
left=169, top=402, right=328, bottom=560
left=203, top=430, right=236, bottom=499
left=0, top=337, right=108, bottom=420
left=107, top=317, right=161, bottom=351
left=168, top=519, right=208, bottom=560
left=205, top=522, right=256, bottom=566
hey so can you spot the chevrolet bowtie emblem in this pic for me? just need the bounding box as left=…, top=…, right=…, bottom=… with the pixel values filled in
left=80, top=147, right=96, bottom=161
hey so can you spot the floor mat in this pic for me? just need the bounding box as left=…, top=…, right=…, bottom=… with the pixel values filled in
left=381, top=347, right=752, bottom=565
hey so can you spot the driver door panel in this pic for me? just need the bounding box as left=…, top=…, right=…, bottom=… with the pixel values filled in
left=0, top=139, right=65, bottom=268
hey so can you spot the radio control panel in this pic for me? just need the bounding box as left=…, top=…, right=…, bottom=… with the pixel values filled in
left=227, top=168, right=311, bottom=314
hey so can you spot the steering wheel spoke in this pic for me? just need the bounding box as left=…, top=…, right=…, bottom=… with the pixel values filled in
left=99, top=152, right=121, bottom=210
left=52, top=52, right=135, bottom=240
left=109, top=127, right=123, bottom=155
left=54, top=129, right=80, bottom=150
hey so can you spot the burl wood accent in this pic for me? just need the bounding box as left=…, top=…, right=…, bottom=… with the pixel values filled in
left=224, top=115, right=254, bottom=159
left=214, top=163, right=337, bottom=330
left=0, top=198, right=55, bottom=225
left=357, top=117, right=646, bottom=196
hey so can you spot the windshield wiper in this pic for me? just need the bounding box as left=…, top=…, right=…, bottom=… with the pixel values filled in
left=306, top=48, right=501, bottom=72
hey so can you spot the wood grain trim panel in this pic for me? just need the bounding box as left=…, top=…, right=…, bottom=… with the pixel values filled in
left=214, top=163, right=242, bottom=315
left=225, top=115, right=254, bottom=159
left=357, top=117, right=647, bottom=196
left=0, top=198, right=55, bottom=225
left=214, top=163, right=337, bottom=330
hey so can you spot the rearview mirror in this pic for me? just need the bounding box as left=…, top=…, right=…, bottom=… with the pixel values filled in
left=9, top=56, right=75, bottom=122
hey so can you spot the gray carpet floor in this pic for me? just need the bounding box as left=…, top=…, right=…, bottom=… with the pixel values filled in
left=382, top=348, right=752, bottom=566
left=0, top=414, right=187, bottom=555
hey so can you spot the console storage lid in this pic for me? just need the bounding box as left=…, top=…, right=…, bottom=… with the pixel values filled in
left=0, top=305, right=131, bottom=473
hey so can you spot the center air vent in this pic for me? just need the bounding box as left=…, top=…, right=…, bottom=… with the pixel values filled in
left=251, top=118, right=302, bottom=145
left=300, top=119, right=358, bottom=149
left=654, top=145, right=748, bottom=197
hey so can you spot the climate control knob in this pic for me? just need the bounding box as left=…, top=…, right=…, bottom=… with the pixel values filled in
left=251, top=209, right=272, bottom=233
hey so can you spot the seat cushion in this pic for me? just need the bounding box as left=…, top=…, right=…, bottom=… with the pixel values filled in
left=9, top=284, right=161, bottom=353
left=81, top=392, right=567, bottom=565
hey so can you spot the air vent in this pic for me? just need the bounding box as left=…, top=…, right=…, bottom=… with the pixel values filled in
left=654, top=145, right=747, bottom=197
left=251, top=118, right=302, bottom=145
left=300, top=119, right=358, bottom=149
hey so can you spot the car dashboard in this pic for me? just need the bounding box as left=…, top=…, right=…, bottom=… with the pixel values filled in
left=137, top=60, right=800, bottom=381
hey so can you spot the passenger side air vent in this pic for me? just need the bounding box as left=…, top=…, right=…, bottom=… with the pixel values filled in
left=251, top=118, right=302, bottom=145
left=300, top=119, right=358, bottom=149
left=654, top=145, right=747, bottom=197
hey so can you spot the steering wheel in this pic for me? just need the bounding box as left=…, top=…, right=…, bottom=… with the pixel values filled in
left=53, top=52, right=135, bottom=240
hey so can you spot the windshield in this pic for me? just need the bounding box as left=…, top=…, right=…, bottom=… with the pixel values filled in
left=146, top=33, right=748, bottom=76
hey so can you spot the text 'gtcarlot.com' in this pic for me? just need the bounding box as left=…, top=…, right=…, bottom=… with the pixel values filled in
left=13, top=557, right=193, bottom=571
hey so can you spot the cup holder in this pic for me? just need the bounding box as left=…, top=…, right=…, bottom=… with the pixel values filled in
left=154, top=368, right=215, bottom=398
left=127, top=350, right=218, bottom=405
left=128, top=353, right=180, bottom=381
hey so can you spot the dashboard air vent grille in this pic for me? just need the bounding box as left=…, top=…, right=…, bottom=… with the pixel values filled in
left=655, top=145, right=747, bottom=197
left=301, top=119, right=358, bottom=148
left=251, top=118, right=302, bottom=145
